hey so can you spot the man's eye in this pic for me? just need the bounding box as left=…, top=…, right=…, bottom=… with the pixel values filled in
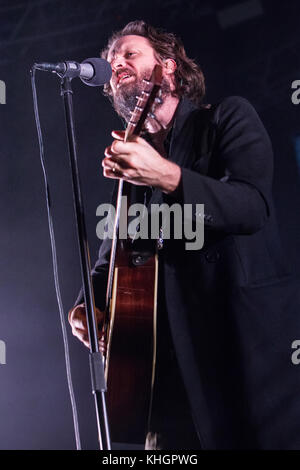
left=127, top=52, right=136, bottom=57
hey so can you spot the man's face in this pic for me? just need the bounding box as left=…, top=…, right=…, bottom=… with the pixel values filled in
left=107, top=35, right=171, bottom=122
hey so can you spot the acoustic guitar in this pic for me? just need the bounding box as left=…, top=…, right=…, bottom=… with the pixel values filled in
left=103, top=65, right=163, bottom=443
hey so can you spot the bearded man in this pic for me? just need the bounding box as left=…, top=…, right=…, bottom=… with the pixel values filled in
left=69, top=20, right=300, bottom=450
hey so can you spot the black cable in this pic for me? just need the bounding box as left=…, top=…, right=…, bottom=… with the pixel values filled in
left=30, top=66, right=82, bottom=450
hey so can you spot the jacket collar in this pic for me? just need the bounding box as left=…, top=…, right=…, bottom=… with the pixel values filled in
left=168, top=97, right=200, bottom=168
left=171, top=96, right=198, bottom=143
left=145, top=97, right=199, bottom=207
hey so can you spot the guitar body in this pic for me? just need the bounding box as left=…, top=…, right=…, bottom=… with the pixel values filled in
left=105, top=241, right=158, bottom=443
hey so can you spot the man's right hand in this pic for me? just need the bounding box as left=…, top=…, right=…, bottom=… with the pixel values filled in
left=68, top=303, right=106, bottom=353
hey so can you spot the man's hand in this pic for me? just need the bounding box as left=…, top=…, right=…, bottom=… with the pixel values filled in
left=68, top=303, right=106, bottom=353
left=102, top=130, right=181, bottom=193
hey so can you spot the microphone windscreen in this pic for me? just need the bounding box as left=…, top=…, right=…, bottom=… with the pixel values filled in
left=80, top=58, right=112, bottom=87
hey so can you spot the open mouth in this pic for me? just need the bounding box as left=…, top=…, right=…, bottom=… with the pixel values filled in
left=117, top=73, right=135, bottom=87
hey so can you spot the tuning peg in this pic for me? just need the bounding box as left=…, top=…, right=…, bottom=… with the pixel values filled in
left=147, top=112, right=164, bottom=130
left=136, top=90, right=150, bottom=100
left=155, top=97, right=163, bottom=104
left=147, top=111, right=156, bottom=120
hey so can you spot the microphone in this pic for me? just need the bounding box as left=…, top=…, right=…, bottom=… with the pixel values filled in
left=34, top=57, right=112, bottom=86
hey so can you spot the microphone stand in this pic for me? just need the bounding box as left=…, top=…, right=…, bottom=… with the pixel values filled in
left=60, top=74, right=111, bottom=450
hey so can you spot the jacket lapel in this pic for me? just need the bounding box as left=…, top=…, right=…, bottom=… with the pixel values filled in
left=147, top=98, right=199, bottom=208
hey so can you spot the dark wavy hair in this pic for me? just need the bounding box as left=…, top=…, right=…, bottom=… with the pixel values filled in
left=101, top=20, right=205, bottom=105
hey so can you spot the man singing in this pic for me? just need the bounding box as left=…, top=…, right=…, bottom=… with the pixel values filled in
left=69, top=20, right=300, bottom=449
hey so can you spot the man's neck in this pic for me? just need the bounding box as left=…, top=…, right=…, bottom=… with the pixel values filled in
left=146, top=94, right=179, bottom=135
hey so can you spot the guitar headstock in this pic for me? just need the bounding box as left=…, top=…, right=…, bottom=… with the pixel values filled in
left=124, top=64, right=164, bottom=142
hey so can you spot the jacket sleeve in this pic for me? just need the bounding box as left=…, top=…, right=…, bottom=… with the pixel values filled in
left=176, top=96, right=273, bottom=234
left=73, top=236, right=112, bottom=311
left=73, top=184, right=118, bottom=310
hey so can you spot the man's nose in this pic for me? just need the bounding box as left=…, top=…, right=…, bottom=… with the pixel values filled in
left=111, top=55, right=126, bottom=71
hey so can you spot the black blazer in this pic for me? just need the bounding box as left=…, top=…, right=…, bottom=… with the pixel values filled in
left=76, top=96, right=300, bottom=449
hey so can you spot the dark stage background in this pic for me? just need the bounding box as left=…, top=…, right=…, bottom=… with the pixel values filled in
left=0, top=0, right=299, bottom=450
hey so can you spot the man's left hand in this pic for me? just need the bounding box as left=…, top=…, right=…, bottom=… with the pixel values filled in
left=102, top=130, right=181, bottom=194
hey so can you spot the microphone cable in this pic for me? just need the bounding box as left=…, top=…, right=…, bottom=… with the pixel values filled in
left=30, top=65, right=82, bottom=450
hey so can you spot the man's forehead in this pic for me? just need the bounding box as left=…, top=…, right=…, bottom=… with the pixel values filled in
left=107, top=35, right=153, bottom=60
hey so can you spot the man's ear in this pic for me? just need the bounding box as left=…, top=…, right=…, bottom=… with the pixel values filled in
left=163, top=58, right=177, bottom=75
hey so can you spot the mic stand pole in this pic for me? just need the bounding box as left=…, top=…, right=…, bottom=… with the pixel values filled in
left=60, top=74, right=111, bottom=450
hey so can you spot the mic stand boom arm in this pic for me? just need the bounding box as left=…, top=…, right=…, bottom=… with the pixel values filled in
left=60, top=75, right=111, bottom=450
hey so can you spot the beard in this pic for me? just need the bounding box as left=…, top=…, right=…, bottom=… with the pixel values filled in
left=112, top=66, right=172, bottom=123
